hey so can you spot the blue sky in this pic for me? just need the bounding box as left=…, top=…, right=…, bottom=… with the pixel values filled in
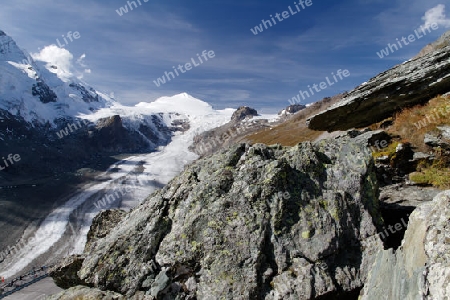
left=1, top=0, right=449, bottom=113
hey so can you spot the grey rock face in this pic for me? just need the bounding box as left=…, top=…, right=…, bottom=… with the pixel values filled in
left=361, top=190, right=450, bottom=300
left=424, top=125, right=450, bottom=149
left=85, top=209, right=127, bottom=253
left=279, top=104, right=306, bottom=115
left=379, top=184, right=441, bottom=208
left=47, top=285, right=125, bottom=300
left=415, top=29, right=450, bottom=58
left=353, top=130, right=391, bottom=147
left=231, top=106, right=258, bottom=122
left=77, top=137, right=383, bottom=299
left=307, top=45, right=450, bottom=131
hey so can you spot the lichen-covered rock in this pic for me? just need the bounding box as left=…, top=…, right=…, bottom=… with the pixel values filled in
left=47, top=285, right=125, bottom=300
left=50, top=210, right=127, bottom=291
left=50, top=255, right=86, bottom=289
left=85, top=209, right=127, bottom=253
left=361, top=190, right=450, bottom=300
left=78, top=138, right=384, bottom=299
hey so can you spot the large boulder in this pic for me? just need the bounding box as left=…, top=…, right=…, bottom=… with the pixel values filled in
left=50, top=210, right=127, bottom=290
left=361, top=190, right=450, bottom=300
left=76, top=137, right=384, bottom=299
left=307, top=43, right=450, bottom=131
left=50, top=255, right=86, bottom=289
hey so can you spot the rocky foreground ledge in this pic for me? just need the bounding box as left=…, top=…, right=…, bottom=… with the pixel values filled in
left=49, top=135, right=387, bottom=299
left=48, top=134, right=449, bottom=300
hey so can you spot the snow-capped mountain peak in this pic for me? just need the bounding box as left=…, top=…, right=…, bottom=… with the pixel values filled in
left=0, top=30, right=239, bottom=156
left=0, top=30, right=29, bottom=63
left=135, top=92, right=216, bottom=116
left=0, top=29, right=110, bottom=125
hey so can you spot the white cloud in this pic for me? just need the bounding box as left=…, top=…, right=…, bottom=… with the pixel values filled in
left=77, top=53, right=87, bottom=67
left=31, top=45, right=74, bottom=81
left=422, top=4, right=450, bottom=28
left=31, top=46, right=92, bottom=81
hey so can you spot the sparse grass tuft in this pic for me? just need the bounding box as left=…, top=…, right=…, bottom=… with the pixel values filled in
left=245, top=94, right=344, bottom=145
left=387, top=95, right=450, bottom=151
left=409, top=158, right=450, bottom=189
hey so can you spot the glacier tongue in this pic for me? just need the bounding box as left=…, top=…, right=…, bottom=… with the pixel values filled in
left=0, top=94, right=235, bottom=279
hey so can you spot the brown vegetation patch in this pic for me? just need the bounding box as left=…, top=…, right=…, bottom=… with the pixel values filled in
left=245, top=95, right=344, bottom=146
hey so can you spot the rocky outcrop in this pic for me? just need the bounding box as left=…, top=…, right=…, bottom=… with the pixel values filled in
left=424, top=125, right=450, bottom=150
left=86, top=115, right=129, bottom=152
left=50, top=255, right=86, bottom=289
left=373, top=142, right=416, bottom=186
left=361, top=190, right=450, bottom=300
left=379, top=184, right=441, bottom=208
left=85, top=115, right=172, bottom=153
left=69, top=83, right=100, bottom=103
left=189, top=118, right=274, bottom=157
left=50, top=210, right=127, bottom=290
left=231, top=106, right=258, bottom=122
left=378, top=184, right=441, bottom=249
left=307, top=43, right=450, bottom=131
left=73, top=136, right=384, bottom=299
left=85, top=209, right=127, bottom=253
left=32, top=79, right=58, bottom=103
left=279, top=104, right=306, bottom=116
left=352, top=129, right=391, bottom=147
left=47, top=285, right=124, bottom=300
left=415, top=29, right=450, bottom=58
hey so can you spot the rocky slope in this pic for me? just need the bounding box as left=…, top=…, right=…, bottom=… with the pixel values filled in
left=307, top=31, right=450, bottom=132
left=189, top=106, right=274, bottom=157
left=50, top=134, right=386, bottom=299
left=189, top=104, right=306, bottom=157
left=415, top=30, right=450, bottom=58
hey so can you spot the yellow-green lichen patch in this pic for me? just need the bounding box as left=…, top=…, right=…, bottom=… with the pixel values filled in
left=302, top=230, right=311, bottom=239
